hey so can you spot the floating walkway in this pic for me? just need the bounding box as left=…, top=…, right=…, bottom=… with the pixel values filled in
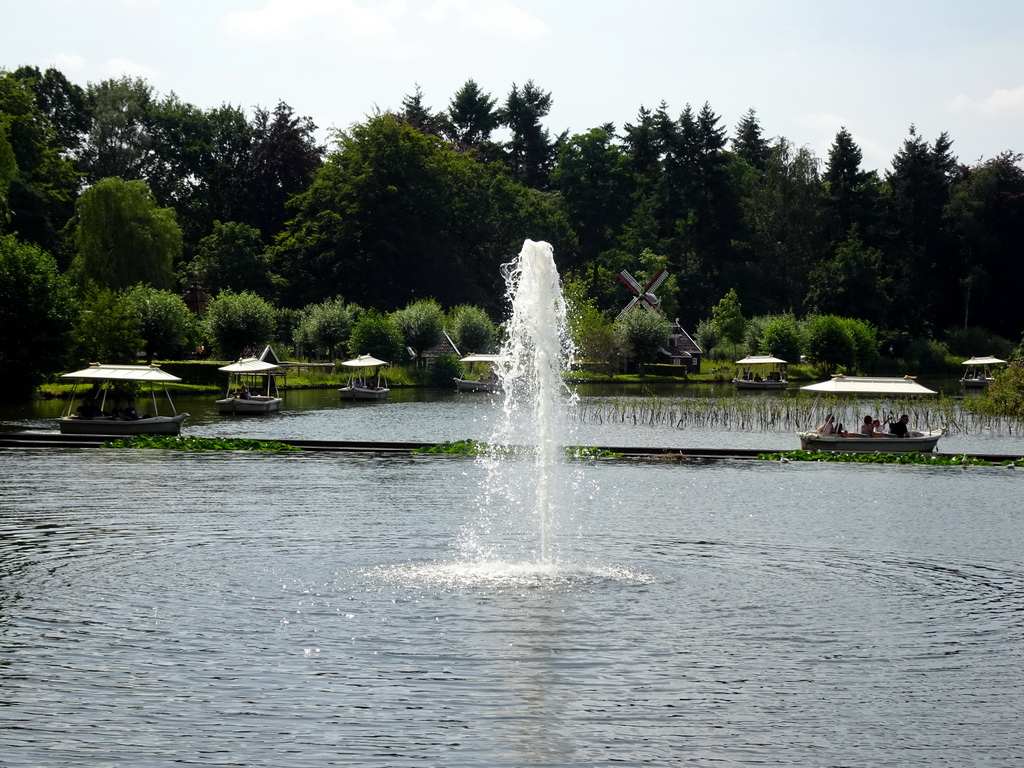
left=2, top=431, right=1023, bottom=464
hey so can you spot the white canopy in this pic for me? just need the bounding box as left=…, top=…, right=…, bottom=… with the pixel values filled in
left=341, top=354, right=389, bottom=368
left=459, top=354, right=501, bottom=363
left=801, top=375, right=936, bottom=396
left=218, top=357, right=281, bottom=373
left=961, top=356, right=1006, bottom=366
left=60, top=363, right=181, bottom=383
left=736, top=355, right=787, bottom=365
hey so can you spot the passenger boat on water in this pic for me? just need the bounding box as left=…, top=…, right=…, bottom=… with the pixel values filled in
left=960, top=356, right=1005, bottom=389
left=454, top=353, right=501, bottom=393
left=796, top=375, right=943, bottom=452
left=733, top=355, right=788, bottom=390
left=216, top=357, right=283, bottom=414
left=338, top=355, right=390, bottom=401
left=58, top=363, right=188, bottom=435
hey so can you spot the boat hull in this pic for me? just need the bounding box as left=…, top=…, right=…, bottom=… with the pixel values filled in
left=59, top=414, right=188, bottom=436
left=797, top=429, right=943, bottom=453
left=338, top=387, right=389, bottom=401
left=216, top=396, right=282, bottom=414
left=454, top=378, right=500, bottom=393
left=734, top=379, right=788, bottom=390
left=960, top=378, right=991, bottom=389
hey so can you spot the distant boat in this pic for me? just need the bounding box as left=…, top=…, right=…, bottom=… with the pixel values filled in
left=58, top=363, right=188, bottom=435
left=454, top=353, right=501, bottom=393
left=216, top=357, right=282, bottom=414
left=733, top=355, right=788, bottom=390
left=338, top=355, right=390, bottom=401
left=796, top=375, right=942, bottom=452
left=960, top=356, right=1005, bottom=389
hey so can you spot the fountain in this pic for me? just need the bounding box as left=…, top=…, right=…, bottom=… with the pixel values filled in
left=460, top=239, right=580, bottom=568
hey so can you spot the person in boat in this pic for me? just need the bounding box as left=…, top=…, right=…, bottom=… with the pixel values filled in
left=860, top=415, right=875, bottom=437
left=75, top=397, right=99, bottom=419
left=815, top=414, right=837, bottom=434
left=119, top=399, right=140, bottom=420
left=353, top=379, right=364, bottom=389
left=239, top=385, right=251, bottom=399
left=889, top=414, right=911, bottom=438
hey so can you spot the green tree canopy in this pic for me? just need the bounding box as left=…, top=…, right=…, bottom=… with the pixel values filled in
left=189, top=220, right=277, bottom=298
left=347, top=308, right=405, bottom=363
left=806, top=314, right=856, bottom=374
left=616, top=309, right=669, bottom=374
left=711, top=288, right=746, bottom=344
left=392, top=298, right=444, bottom=364
left=758, top=314, right=804, bottom=362
left=69, top=286, right=143, bottom=368
left=0, top=234, right=75, bottom=397
left=71, top=177, right=180, bottom=291
left=447, top=304, right=497, bottom=355
left=294, top=297, right=356, bottom=360
left=123, top=284, right=198, bottom=363
left=203, top=290, right=277, bottom=359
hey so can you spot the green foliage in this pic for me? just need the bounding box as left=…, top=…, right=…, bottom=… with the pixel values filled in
left=347, top=308, right=405, bottom=363
left=0, top=234, right=75, bottom=397
left=189, top=221, right=277, bottom=297
left=711, top=288, right=746, bottom=344
left=447, top=304, right=497, bottom=354
left=845, top=318, right=880, bottom=369
left=392, top=298, right=444, bottom=360
left=294, top=297, right=355, bottom=360
left=758, top=449, right=1022, bottom=467
left=272, top=113, right=570, bottom=312
left=975, top=360, right=1024, bottom=419
left=427, top=353, right=462, bottom=387
left=806, top=314, right=856, bottom=373
left=758, top=314, right=804, bottom=361
left=616, top=310, right=669, bottom=374
left=71, top=177, right=180, bottom=290
left=70, top=286, right=143, bottom=367
left=942, top=326, right=1013, bottom=359
left=694, top=318, right=719, bottom=355
left=902, top=336, right=952, bottom=373
left=0, top=69, right=79, bottom=252
left=202, top=290, right=277, bottom=359
left=105, top=435, right=302, bottom=451
left=123, top=284, right=198, bottom=363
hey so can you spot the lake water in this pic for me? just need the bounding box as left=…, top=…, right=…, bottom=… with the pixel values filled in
left=2, top=389, right=1023, bottom=766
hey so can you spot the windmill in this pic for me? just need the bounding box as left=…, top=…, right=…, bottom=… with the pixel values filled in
left=615, top=268, right=668, bottom=322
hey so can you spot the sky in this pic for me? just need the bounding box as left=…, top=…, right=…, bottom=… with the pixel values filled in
left=5, top=0, right=1024, bottom=173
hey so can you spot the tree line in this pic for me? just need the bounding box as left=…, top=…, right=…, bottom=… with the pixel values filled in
left=2, top=65, right=1023, bottom=394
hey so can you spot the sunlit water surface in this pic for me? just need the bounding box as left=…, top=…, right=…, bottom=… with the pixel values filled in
left=2, top=390, right=1023, bottom=766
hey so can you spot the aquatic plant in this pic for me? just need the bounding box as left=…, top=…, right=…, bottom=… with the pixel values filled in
left=757, top=449, right=1024, bottom=467
left=105, top=435, right=303, bottom=451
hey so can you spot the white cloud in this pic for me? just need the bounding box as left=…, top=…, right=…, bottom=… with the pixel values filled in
left=103, top=58, right=159, bottom=80
left=221, top=0, right=407, bottom=43
left=48, top=52, right=87, bottom=73
left=423, top=0, right=548, bottom=41
left=948, top=85, right=1024, bottom=117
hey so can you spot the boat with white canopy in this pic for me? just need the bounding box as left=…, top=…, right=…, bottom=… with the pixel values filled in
left=454, top=353, right=502, bottom=393
left=796, top=375, right=943, bottom=452
left=733, top=355, right=788, bottom=390
left=58, top=363, right=188, bottom=435
left=960, top=356, right=1005, bottom=389
left=216, top=357, right=282, bottom=413
left=338, top=355, right=390, bottom=401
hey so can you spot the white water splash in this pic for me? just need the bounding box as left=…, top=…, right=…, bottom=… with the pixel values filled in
left=460, top=240, right=581, bottom=566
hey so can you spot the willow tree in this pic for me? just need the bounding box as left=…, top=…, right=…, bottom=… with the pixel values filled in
left=71, top=177, right=180, bottom=291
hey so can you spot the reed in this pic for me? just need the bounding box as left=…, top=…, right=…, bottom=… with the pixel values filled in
left=572, top=393, right=1024, bottom=435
